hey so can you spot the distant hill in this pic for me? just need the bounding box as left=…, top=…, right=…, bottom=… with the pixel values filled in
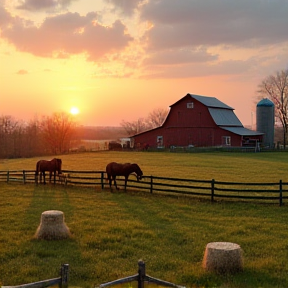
left=73, top=126, right=128, bottom=140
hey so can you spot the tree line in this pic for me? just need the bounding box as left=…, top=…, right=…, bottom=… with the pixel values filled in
left=0, top=112, right=76, bottom=158
left=0, top=107, right=168, bottom=159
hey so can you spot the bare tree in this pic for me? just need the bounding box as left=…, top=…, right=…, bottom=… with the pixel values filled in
left=0, top=115, right=20, bottom=158
left=121, top=107, right=169, bottom=136
left=40, top=112, right=77, bottom=154
left=146, top=107, right=169, bottom=128
left=23, top=118, right=43, bottom=157
left=257, top=69, right=288, bottom=148
left=121, top=117, right=148, bottom=136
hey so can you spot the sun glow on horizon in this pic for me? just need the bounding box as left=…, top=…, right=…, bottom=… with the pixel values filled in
left=70, top=107, right=79, bottom=115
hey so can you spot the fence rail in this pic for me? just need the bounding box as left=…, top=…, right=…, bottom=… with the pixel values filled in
left=97, top=260, right=185, bottom=288
left=1, top=170, right=288, bottom=206
left=1, top=264, right=69, bottom=288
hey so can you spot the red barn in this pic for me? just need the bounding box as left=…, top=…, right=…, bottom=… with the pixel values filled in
left=131, top=93, right=263, bottom=149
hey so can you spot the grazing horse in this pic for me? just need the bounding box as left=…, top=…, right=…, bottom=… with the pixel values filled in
left=106, top=162, right=143, bottom=191
left=35, top=158, right=62, bottom=184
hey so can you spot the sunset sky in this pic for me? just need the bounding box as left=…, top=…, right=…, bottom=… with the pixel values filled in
left=1, top=0, right=288, bottom=127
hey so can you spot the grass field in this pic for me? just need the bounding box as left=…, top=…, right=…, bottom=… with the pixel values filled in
left=1, top=151, right=288, bottom=288
left=2, top=150, right=288, bottom=182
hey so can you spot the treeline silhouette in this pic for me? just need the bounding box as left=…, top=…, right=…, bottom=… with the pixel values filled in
left=0, top=113, right=126, bottom=159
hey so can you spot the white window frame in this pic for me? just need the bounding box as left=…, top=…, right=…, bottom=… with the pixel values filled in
left=157, top=136, right=163, bottom=147
left=187, top=102, right=194, bottom=109
left=222, top=136, right=231, bottom=146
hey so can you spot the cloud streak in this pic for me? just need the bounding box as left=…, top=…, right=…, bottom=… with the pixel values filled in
left=16, top=0, right=75, bottom=11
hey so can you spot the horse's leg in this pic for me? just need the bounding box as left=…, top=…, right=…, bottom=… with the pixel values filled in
left=49, top=171, right=52, bottom=184
left=113, top=176, right=119, bottom=190
left=107, top=175, right=113, bottom=191
left=43, top=171, right=46, bottom=184
left=124, top=176, right=128, bottom=191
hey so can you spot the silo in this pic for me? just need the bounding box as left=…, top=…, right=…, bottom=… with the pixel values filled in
left=256, top=98, right=275, bottom=148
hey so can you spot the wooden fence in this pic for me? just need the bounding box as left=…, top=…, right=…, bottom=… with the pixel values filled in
left=97, top=260, right=185, bottom=288
left=0, top=170, right=288, bottom=206
left=1, top=264, right=69, bottom=288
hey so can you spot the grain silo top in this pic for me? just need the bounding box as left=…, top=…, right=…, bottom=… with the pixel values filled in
left=257, top=98, right=274, bottom=107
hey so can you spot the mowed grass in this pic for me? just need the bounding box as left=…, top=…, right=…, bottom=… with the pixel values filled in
left=1, top=151, right=288, bottom=288
left=2, top=150, right=288, bottom=182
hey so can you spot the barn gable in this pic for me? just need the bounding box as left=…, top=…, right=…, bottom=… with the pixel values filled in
left=132, top=93, right=263, bottom=149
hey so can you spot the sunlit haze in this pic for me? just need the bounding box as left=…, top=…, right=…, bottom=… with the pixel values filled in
left=1, top=0, right=288, bottom=127
left=70, top=107, right=79, bottom=115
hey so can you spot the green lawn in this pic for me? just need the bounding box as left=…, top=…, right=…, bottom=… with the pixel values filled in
left=2, top=150, right=288, bottom=182
left=1, top=151, right=288, bottom=288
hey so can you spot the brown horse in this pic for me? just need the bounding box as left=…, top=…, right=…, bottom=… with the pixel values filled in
left=106, top=162, right=143, bottom=191
left=35, top=158, right=62, bottom=184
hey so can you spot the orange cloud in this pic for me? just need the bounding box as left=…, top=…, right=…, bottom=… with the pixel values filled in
left=1, top=11, right=133, bottom=61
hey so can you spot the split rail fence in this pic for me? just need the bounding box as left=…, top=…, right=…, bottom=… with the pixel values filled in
left=1, top=264, right=69, bottom=288
left=0, top=170, right=288, bottom=206
left=97, top=260, right=185, bottom=288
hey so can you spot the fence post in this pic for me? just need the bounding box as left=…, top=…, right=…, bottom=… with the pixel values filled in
left=7, top=171, right=9, bottom=183
left=23, top=170, right=26, bottom=184
left=60, top=263, right=69, bottom=288
left=150, top=176, right=153, bottom=194
left=211, top=179, right=215, bottom=203
left=138, top=260, right=145, bottom=288
left=101, top=172, right=104, bottom=189
left=279, top=180, right=283, bottom=207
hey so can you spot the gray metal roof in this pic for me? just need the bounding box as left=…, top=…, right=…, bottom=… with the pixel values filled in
left=208, top=108, right=243, bottom=126
left=221, top=126, right=264, bottom=136
left=189, top=94, right=234, bottom=110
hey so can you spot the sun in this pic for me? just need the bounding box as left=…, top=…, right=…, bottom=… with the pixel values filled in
left=70, top=107, right=79, bottom=115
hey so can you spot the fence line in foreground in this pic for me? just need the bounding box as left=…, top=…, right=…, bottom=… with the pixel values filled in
left=0, top=170, right=287, bottom=206
left=1, top=264, right=69, bottom=288
left=97, top=260, right=185, bottom=288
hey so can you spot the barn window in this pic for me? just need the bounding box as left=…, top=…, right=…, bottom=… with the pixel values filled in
left=157, top=136, right=163, bottom=148
left=222, top=136, right=231, bottom=146
left=187, top=102, right=194, bottom=109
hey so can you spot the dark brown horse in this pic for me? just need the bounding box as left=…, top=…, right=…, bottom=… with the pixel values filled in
left=106, top=162, right=143, bottom=191
left=35, top=158, right=62, bottom=184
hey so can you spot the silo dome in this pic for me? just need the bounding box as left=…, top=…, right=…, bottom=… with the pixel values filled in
left=256, top=98, right=275, bottom=148
left=257, top=98, right=275, bottom=108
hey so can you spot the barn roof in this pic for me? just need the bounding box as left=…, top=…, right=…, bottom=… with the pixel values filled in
left=208, top=108, right=243, bottom=126
left=189, top=94, right=234, bottom=110
left=221, top=126, right=264, bottom=136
